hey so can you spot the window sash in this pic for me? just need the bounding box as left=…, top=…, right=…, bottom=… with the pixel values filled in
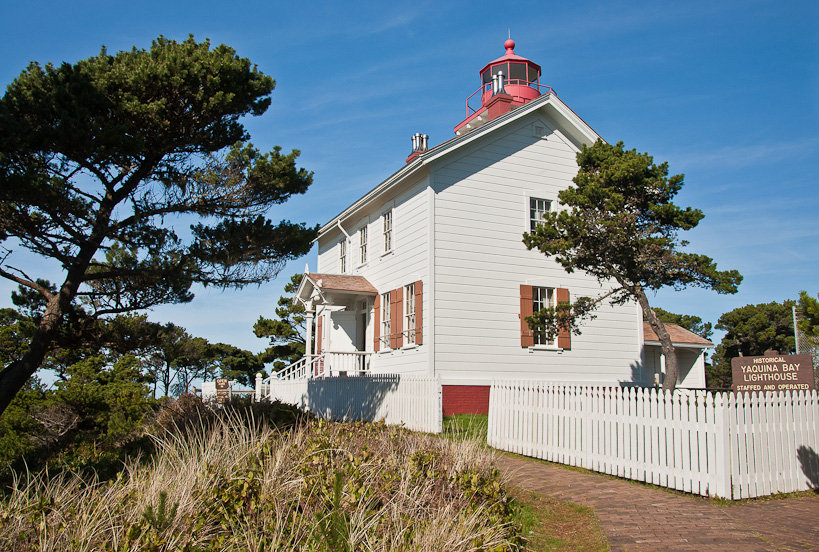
left=359, top=226, right=367, bottom=264
left=532, top=286, right=554, bottom=345
left=381, top=292, right=391, bottom=348
left=404, top=283, right=415, bottom=345
left=529, top=198, right=552, bottom=232
left=383, top=209, right=393, bottom=252
left=339, top=239, right=347, bottom=273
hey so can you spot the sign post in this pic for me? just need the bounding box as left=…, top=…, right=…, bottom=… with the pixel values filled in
left=731, top=353, right=815, bottom=392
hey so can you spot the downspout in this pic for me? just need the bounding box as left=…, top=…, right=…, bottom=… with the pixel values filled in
left=336, top=219, right=350, bottom=239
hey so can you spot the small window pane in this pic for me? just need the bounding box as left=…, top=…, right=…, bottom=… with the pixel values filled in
left=491, top=63, right=509, bottom=78
left=509, top=63, right=527, bottom=81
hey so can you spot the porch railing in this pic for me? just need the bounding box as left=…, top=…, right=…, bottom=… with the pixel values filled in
left=268, top=351, right=372, bottom=382
left=319, top=351, right=372, bottom=376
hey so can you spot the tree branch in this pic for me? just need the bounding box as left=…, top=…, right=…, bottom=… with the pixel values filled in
left=0, top=266, right=54, bottom=301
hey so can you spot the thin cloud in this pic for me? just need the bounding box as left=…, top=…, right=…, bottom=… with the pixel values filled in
left=665, top=139, right=819, bottom=171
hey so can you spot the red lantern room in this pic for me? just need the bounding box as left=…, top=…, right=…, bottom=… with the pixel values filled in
left=454, top=39, right=551, bottom=136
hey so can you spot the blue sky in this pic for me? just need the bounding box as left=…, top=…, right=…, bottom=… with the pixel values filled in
left=1, top=0, right=817, bottom=357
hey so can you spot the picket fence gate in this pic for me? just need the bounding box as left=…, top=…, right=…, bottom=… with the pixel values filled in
left=487, top=381, right=819, bottom=499
left=259, top=374, right=442, bottom=434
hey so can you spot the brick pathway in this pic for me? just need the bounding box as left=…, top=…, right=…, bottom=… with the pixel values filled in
left=496, top=454, right=819, bottom=551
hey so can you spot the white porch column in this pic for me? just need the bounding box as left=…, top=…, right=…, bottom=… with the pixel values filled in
left=305, top=309, right=314, bottom=364
left=658, top=353, right=666, bottom=387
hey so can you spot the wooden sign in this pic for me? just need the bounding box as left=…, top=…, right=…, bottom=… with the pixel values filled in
left=215, top=378, right=230, bottom=404
left=732, top=354, right=815, bottom=392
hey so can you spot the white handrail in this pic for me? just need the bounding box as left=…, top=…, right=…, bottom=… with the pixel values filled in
left=265, top=351, right=373, bottom=387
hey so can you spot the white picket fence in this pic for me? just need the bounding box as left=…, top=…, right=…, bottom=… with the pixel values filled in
left=488, top=381, right=819, bottom=499
left=259, top=374, right=442, bottom=434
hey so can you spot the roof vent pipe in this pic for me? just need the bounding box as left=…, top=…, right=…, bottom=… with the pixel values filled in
left=410, top=133, right=418, bottom=153
left=496, top=71, right=506, bottom=95
left=421, top=134, right=428, bottom=151
left=492, top=73, right=498, bottom=95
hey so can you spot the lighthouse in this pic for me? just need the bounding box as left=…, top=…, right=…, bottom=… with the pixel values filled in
left=454, top=39, right=550, bottom=136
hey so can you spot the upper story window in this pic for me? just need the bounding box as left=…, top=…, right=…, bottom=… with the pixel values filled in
left=359, top=226, right=367, bottom=264
left=404, top=282, right=416, bottom=345
left=339, top=239, right=347, bottom=273
left=529, top=197, right=552, bottom=232
left=383, top=209, right=393, bottom=253
left=532, top=286, right=555, bottom=345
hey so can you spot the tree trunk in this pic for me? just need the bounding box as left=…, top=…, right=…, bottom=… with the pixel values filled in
left=636, top=288, right=679, bottom=392
left=0, top=295, right=67, bottom=416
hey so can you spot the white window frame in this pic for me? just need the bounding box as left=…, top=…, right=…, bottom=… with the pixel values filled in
left=380, top=291, right=391, bottom=350
left=358, top=226, right=367, bottom=265
left=532, top=286, right=556, bottom=346
left=529, top=197, right=552, bottom=232
left=382, top=208, right=393, bottom=254
left=339, top=239, right=347, bottom=273
left=404, top=282, right=416, bottom=346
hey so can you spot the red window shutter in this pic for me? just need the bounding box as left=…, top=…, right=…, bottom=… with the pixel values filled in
left=414, top=280, right=423, bottom=345
left=392, top=287, right=404, bottom=349
left=556, top=288, right=571, bottom=349
left=373, top=294, right=381, bottom=352
left=520, top=285, right=534, bottom=347
left=316, top=316, right=323, bottom=354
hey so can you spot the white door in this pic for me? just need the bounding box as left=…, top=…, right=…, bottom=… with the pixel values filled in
left=330, top=312, right=357, bottom=352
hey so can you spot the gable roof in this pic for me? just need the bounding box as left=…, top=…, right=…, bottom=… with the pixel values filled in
left=305, top=273, right=378, bottom=294
left=295, top=272, right=378, bottom=307
left=317, top=91, right=600, bottom=240
left=643, top=322, right=714, bottom=348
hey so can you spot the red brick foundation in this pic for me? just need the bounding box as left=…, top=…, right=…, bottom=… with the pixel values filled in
left=442, top=385, right=490, bottom=416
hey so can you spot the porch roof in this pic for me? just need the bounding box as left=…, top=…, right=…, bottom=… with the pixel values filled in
left=643, top=322, right=713, bottom=348
left=306, top=273, right=378, bottom=294
left=295, top=273, right=378, bottom=306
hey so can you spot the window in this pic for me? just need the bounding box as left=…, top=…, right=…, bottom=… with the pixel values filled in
left=380, top=291, right=391, bottom=349
left=339, top=239, right=347, bottom=273
left=532, top=286, right=555, bottom=345
left=529, top=198, right=552, bottom=232
left=383, top=209, right=393, bottom=253
left=359, top=226, right=367, bottom=264
left=520, top=285, right=571, bottom=349
left=404, top=282, right=416, bottom=345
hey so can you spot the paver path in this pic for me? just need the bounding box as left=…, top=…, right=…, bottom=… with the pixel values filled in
left=496, top=454, right=819, bottom=551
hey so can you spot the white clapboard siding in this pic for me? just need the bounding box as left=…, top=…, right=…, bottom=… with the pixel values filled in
left=264, top=374, right=442, bottom=434
left=488, top=381, right=819, bottom=500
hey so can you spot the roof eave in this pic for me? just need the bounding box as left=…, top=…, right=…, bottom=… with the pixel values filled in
left=644, top=340, right=714, bottom=349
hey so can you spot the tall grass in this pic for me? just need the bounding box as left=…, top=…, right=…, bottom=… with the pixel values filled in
left=0, top=412, right=523, bottom=551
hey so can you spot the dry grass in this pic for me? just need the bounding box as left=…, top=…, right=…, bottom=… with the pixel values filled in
left=0, top=412, right=524, bottom=551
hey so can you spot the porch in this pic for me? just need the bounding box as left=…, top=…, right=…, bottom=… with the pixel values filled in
left=269, top=272, right=379, bottom=383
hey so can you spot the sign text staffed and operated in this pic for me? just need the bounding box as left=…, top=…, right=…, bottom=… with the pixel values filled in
left=731, top=354, right=815, bottom=392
